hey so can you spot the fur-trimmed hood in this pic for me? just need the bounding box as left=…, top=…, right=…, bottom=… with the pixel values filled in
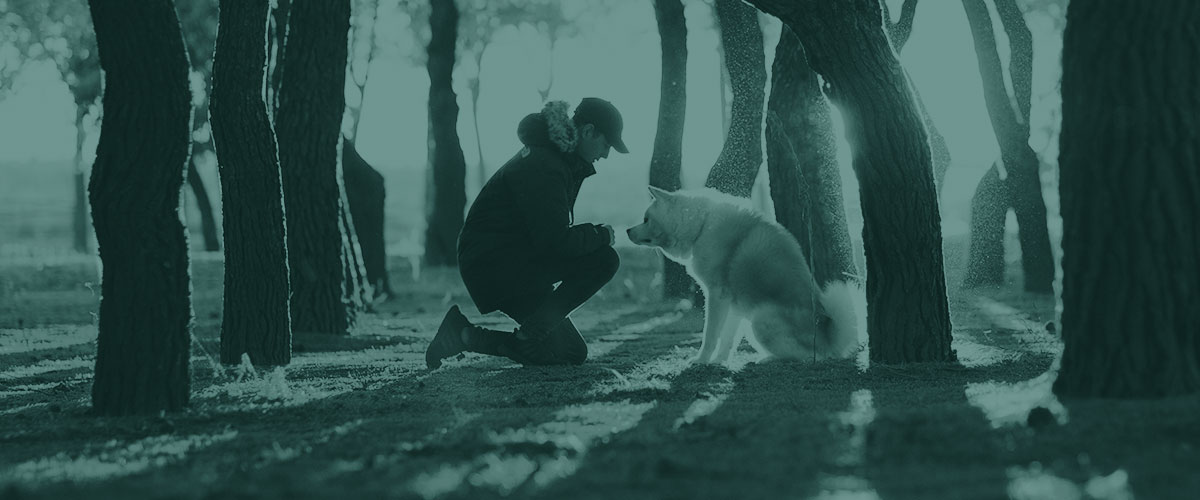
left=517, top=100, right=577, bottom=154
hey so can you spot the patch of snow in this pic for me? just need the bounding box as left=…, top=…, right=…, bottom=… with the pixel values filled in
left=0, top=325, right=97, bottom=355
left=673, top=378, right=733, bottom=430
left=0, top=373, right=90, bottom=399
left=409, top=400, right=655, bottom=498
left=410, top=463, right=473, bottom=499
left=590, top=346, right=693, bottom=396
left=1084, top=469, right=1133, bottom=500
left=816, top=390, right=880, bottom=499
left=4, top=430, right=238, bottom=484
left=954, top=335, right=1023, bottom=368
left=0, top=356, right=92, bottom=381
left=0, top=402, right=47, bottom=415
left=965, top=371, right=1068, bottom=428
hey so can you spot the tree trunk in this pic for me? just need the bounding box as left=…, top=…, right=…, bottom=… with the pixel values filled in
left=72, top=107, right=90, bottom=253
left=650, top=0, right=695, bottom=301
left=744, top=0, right=954, bottom=364
left=275, top=0, right=356, bottom=335
left=266, top=0, right=291, bottom=117
left=961, top=0, right=1055, bottom=292
left=423, top=0, right=467, bottom=267
left=765, top=26, right=857, bottom=288
left=86, top=0, right=193, bottom=416
left=186, top=141, right=221, bottom=251
left=343, top=137, right=392, bottom=298
left=338, top=161, right=373, bottom=307
left=703, top=0, right=766, bottom=198
left=963, top=161, right=1007, bottom=287
left=1053, top=1, right=1200, bottom=398
left=211, top=0, right=292, bottom=366
left=882, top=0, right=952, bottom=194
left=883, top=0, right=919, bottom=50
left=468, top=50, right=486, bottom=191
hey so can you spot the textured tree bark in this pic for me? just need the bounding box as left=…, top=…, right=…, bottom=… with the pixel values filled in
left=765, top=27, right=857, bottom=287
left=881, top=0, right=952, bottom=194
left=211, top=0, right=292, bottom=366
left=1053, top=1, right=1200, bottom=398
left=961, top=0, right=1055, bottom=292
left=649, top=0, right=695, bottom=300
left=338, top=176, right=372, bottom=308
left=745, top=0, right=954, bottom=364
left=87, top=0, right=193, bottom=415
left=343, top=138, right=392, bottom=298
left=266, top=0, right=291, bottom=117
left=963, top=162, right=1007, bottom=287
left=275, top=0, right=355, bottom=335
left=186, top=151, right=221, bottom=251
left=423, top=0, right=468, bottom=267
left=703, top=0, right=766, bottom=199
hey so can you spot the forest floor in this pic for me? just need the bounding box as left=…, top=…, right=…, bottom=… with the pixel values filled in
left=1, top=239, right=1198, bottom=500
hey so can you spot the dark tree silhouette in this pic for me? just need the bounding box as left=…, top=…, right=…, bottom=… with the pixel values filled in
left=881, top=0, right=952, bottom=193
left=703, top=0, right=766, bottom=198
left=423, top=0, right=468, bottom=267
left=764, top=26, right=857, bottom=288
left=745, top=0, right=954, bottom=364
left=1053, top=1, right=1200, bottom=398
left=275, top=0, right=357, bottom=335
left=176, top=0, right=222, bottom=253
left=882, top=0, right=919, bottom=48
left=343, top=137, right=394, bottom=299
left=211, top=0, right=292, bottom=366
left=87, top=0, right=193, bottom=415
left=961, top=0, right=1055, bottom=293
left=649, top=0, right=694, bottom=300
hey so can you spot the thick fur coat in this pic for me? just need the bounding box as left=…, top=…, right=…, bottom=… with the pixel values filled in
left=627, top=187, right=861, bottom=364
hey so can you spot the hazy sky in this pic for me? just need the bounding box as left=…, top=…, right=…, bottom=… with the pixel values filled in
left=0, top=0, right=1064, bottom=239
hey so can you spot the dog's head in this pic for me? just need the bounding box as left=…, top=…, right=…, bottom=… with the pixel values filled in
left=626, top=186, right=683, bottom=251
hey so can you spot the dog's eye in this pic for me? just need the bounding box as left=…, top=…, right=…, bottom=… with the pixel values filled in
left=643, top=217, right=648, bottom=223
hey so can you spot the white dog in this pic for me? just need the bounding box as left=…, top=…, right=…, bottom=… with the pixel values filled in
left=627, top=186, right=861, bottom=364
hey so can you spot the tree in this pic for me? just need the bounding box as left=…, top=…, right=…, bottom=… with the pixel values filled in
left=764, top=26, right=857, bottom=288
left=87, top=0, right=193, bottom=415
left=703, top=0, right=766, bottom=198
left=961, top=0, right=1055, bottom=293
left=343, top=138, right=393, bottom=298
left=275, top=0, right=359, bottom=335
left=744, top=0, right=954, bottom=364
left=1053, top=1, right=1200, bottom=398
left=648, top=0, right=695, bottom=300
left=211, top=0, right=292, bottom=366
left=176, top=0, right=222, bottom=252
left=423, top=0, right=468, bottom=267
left=881, top=0, right=953, bottom=193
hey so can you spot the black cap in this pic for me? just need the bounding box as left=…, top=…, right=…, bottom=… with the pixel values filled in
left=572, top=97, right=628, bottom=154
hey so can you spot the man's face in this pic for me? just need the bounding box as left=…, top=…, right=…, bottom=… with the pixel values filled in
left=577, top=124, right=611, bottom=163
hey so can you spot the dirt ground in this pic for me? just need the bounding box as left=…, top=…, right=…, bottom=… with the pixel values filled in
left=1, top=241, right=1198, bottom=500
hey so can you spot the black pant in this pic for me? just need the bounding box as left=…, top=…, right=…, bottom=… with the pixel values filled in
left=465, top=246, right=619, bottom=365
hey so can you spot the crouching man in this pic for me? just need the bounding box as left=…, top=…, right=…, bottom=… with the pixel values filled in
left=425, top=97, right=629, bottom=368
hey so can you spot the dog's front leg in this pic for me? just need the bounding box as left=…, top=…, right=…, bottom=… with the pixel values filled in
left=695, top=295, right=731, bottom=364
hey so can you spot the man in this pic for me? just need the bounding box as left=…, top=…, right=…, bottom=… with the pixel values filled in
left=425, top=97, right=629, bottom=369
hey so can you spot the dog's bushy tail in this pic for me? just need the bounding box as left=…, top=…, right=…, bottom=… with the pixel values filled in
left=819, top=280, right=867, bottom=358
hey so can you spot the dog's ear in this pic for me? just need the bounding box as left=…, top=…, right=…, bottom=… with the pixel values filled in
left=648, top=185, right=671, bottom=201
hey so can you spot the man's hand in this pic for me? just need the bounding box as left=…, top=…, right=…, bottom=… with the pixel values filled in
left=599, top=224, right=615, bottom=246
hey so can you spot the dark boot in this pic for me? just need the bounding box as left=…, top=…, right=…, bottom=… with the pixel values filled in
left=426, top=305, right=471, bottom=369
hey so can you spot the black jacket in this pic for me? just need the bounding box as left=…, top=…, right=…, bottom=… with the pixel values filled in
left=457, top=111, right=609, bottom=313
